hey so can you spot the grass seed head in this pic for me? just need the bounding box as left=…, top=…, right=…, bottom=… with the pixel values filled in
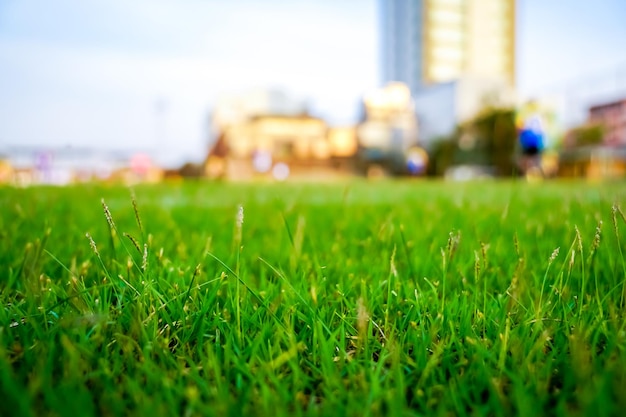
left=574, top=225, right=583, bottom=253
left=236, top=204, right=244, bottom=227
left=86, top=233, right=99, bottom=255
left=548, top=247, right=560, bottom=265
left=124, top=233, right=142, bottom=254
left=590, top=220, right=602, bottom=254
left=612, top=204, right=620, bottom=239
left=389, top=245, right=397, bottom=277
left=235, top=204, right=244, bottom=245
left=101, top=199, right=115, bottom=230
left=130, top=188, right=144, bottom=235
left=446, top=230, right=461, bottom=259
left=142, top=243, right=148, bottom=272
left=481, top=241, right=489, bottom=269
left=356, top=297, right=369, bottom=341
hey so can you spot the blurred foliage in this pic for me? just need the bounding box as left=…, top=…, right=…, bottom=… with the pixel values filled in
left=426, top=136, right=457, bottom=176
left=564, top=123, right=605, bottom=148
left=427, top=107, right=519, bottom=177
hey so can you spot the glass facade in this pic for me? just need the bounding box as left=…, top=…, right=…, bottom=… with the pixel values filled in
left=381, top=0, right=515, bottom=91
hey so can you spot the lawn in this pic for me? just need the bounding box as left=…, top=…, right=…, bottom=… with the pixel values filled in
left=1, top=180, right=626, bottom=416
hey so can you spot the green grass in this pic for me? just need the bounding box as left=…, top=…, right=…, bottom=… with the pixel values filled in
left=1, top=180, right=626, bottom=416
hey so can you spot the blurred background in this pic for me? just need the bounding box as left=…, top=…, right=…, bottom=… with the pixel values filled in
left=1, top=0, right=625, bottom=185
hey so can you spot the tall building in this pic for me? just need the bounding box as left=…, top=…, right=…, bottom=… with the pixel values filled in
left=380, top=0, right=516, bottom=143
left=380, top=0, right=516, bottom=92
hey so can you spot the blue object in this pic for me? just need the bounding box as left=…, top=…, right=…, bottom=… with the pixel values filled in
left=519, top=115, right=545, bottom=151
left=520, top=129, right=544, bottom=150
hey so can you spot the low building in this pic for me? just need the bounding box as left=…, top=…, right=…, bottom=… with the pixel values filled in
left=0, top=159, right=13, bottom=184
left=206, top=89, right=359, bottom=180
left=357, top=82, right=425, bottom=176
left=207, top=114, right=359, bottom=181
left=559, top=146, right=626, bottom=179
left=560, top=97, right=626, bottom=178
left=588, top=98, right=626, bottom=146
left=0, top=147, right=163, bottom=185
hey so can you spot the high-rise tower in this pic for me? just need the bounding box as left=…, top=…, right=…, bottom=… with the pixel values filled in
left=379, top=0, right=516, bottom=142
left=380, top=0, right=516, bottom=93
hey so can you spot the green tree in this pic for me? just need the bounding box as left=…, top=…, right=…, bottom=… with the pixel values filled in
left=427, top=107, right=518, bottom=176
left=565, top=123, right=604, bottom=148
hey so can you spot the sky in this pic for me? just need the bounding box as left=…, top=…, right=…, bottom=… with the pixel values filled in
left=1, top=0, right=625, bottom=167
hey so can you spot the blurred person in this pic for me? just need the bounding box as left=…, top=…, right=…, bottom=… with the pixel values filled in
left=516, top=101, right=546, bottom=177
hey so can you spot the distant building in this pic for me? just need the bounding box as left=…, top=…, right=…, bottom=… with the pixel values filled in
left=413, top=76, right=515, bottom=143
left=0, top=158, right=13, bottom=184
left=559, top=97, right=626, bottom=179
left=207, top=89, right=358, bottom=180
left=588, top=98, right=626, bottom=146
left=0, top=147, right=162, bottom=185
left=558, top=146, right=626, bottom=179
left=380, top=0, right=515, bottom=91
left=379, top=0, right=516, bottom=144
left=359, top=82, right=418, bottom=150
left=357, top=82, right=426, bottom=176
